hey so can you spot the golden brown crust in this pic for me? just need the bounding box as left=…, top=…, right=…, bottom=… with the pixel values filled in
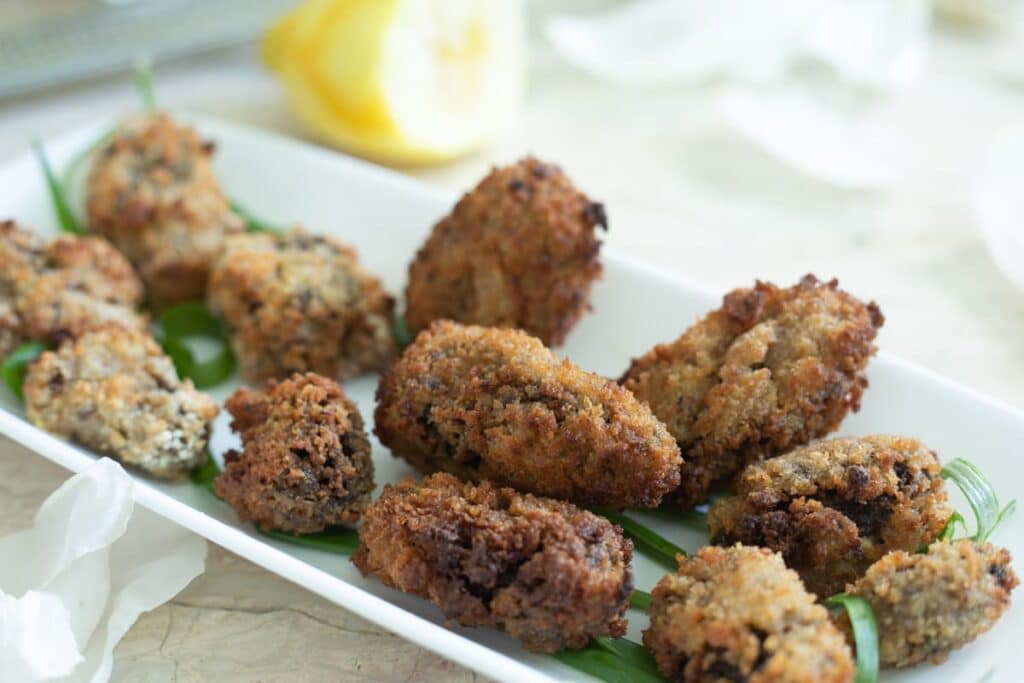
left=214, top=373, right=375, bottom=534
left=621, top=275, right=884, bottom=508
left=707, top=435, right=951, bottom=598
left=374, top=320, right=681, bottom=508
left=23, top=325, right=217, bottom=479
left=643, top=545, right=854, bottom=683
left=207, top=229, right=396, bottom=383
left=405, top=157, right=604, bottom=346
left=352, top=472, right=632, bottom=652
left=840, top=540, right=1017, bottom=668
left=85, top=113, right=243, bottom=306
left=0, top=221, right=146, bottom=357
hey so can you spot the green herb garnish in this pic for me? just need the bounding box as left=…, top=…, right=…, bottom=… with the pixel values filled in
left=229, top=200, right=283, bottom=234
left=825, top=593, right=879, bottom=683
left=941, top=458, right=1016, bottom=542
left=629, top=589, right=652, bottom=611
left=257, top=527, right=360, bottom=553
left=591, top=507, right=686, bottom=570
left=392, top=312, right=413, bottom=349
left=135, top=58, right=157, bottom=114
left=157, top=301, right=235, bottom=389
left=190, top=454, right=221, bottom=495
left=553, top=638, right=663, bottom=683
left=2, top=341, right=48, bottom=401
left=32, top=140, right=84, bottom=235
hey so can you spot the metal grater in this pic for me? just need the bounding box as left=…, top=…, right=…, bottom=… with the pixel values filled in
left=0, top=0, right=296, bottom=99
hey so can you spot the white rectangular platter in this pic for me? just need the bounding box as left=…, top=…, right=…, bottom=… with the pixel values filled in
left=0, top=116, right=1021, bottom=683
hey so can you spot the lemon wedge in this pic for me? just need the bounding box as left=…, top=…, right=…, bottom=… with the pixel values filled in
left=264, top=0, right=525, bottom=165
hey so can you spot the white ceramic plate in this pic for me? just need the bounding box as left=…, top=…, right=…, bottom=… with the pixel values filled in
left=1, top=116, right=1021, bottom=683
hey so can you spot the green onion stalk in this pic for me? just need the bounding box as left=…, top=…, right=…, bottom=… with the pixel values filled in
left=157, top=302, right=235, bottom=389
left=591, top=507, right=686, bottom=570
left=2, top=341, right=48, bottom=401
left=825, top=593, right=879, bottom=683
left=941, top=458, right=1016, bottom=543
left=32, top=141, right=85, bottom=235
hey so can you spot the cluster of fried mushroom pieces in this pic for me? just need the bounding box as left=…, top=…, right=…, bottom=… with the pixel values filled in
left=5, top=111, right=1017, bottom=680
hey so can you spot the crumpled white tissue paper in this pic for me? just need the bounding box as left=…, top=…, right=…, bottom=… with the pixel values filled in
left=974, top=128, right=1024, bottom=293
left=545, top=0, right=931, bottom=189
left=0, top=458, right=206, bottom=683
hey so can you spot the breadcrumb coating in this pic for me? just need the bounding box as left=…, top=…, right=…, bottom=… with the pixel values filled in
left=643, top=545, right=854, bottom=683
left=23, top=326, right=217, bottom=479
left=352, top=472, right=633, bottom=652
left=708, top=435, right=951, bottom=598
left=405, top=157, right=604, bottom=346
left=85, top=113, right=243, bottom=306
left=208, top=229, right=396, bottom=383
left=0, top=221, right=145, bottom=358
left=215, top=373, right=375, bottom=533
left=621, top=275, right=884, bottom=508
left=840, top=539, right=1017, bottom=668
left=374, top=321, right=681, bottom=508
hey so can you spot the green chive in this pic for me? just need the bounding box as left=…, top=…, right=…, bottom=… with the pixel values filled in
left=591, top=507, right=686, bottom=570
left=629, top=589, right=652, bottom=611
left=32, top=140, right=85, bottom=235
left=941, top=458, right=1016, bottom=542
left=2, top=341, right=48, bottom=401
left=135, top=58, right=157, bottom=113
left=937, top=510, right=968, bottom=543
left=157, top=302, right=235, bottom=389
left=553, top=640, right=663, bottom=683
left=60, top=128, right=115, bottom=210
left=392, top=313, right=413, bottom=349
left=258, top=527, right=360, bottom=554
left=190, top=453, right=221, bottom=494
left=229, top=200, right=283, bottom=234
left=825, top=593, right=879, bottom=683
left=593, top=638, right=661, bottom=679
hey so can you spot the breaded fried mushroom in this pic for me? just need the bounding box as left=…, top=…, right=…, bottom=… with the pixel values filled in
left=214, top=373, right=375, bottom=534
left=0, top=221, right=145, bottom=358
left=208, top=229, right=396, bottom=383
left=353, top=472, right=633, bottom=652
left=23, top=326, right=217, bottom=479
left=708, top=435, right=951, bottom=598
left=621, top=275, right=884, bottom=508
left=644, top=545, right=854, bottom=683
left=405, top=157, right=605, bottom=346
left=85, top=113, right=243, bottom=306
left=838, top=539, right=1017, bottom=668
left=374, top=321, right=681, bottom=508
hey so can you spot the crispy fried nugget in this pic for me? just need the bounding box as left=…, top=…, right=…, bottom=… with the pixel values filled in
left=644, top=545, right=854, bottom=683
left=208, top=230, right=396, bottom=383
left=405, top=157, right=605, bottom=346
left=352, top=472, right=633, bottom=652
left=215, top=373, right=375, bottom=534
left=0, top=220, right=145, bottom=358
left=621, top=275, right=884, bottom=508
left=374, top=321, right=681, bottom=508
left=840, top=540, right=1017, bottom=668
left=708, top=435, right=951, bottom=598
left=85, top=113, right=243, bottom=306
left=23, top=326, right=218, bottom=479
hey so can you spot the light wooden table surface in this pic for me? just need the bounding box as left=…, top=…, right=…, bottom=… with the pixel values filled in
left=2, top=27, right=1024, bottom=683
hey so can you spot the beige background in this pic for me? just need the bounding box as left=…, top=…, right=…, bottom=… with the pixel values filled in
left=2, top=19, right=1024, bottom=683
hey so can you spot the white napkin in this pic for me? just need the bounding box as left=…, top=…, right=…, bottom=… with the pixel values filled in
left=0, top=458, right=206, bottom=682
left=545, top=0, right=931, bottom=188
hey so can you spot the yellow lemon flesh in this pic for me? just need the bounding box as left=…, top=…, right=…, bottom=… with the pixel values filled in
left=265, top=0, right=524, bottom=165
